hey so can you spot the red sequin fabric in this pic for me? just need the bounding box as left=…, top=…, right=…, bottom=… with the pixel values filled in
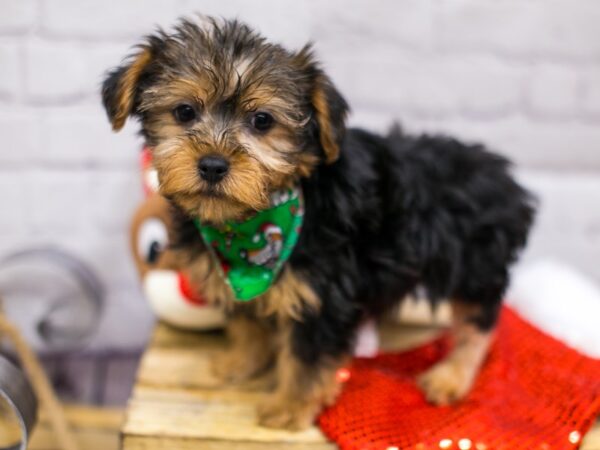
left=318, top=307, right=600, bottom=450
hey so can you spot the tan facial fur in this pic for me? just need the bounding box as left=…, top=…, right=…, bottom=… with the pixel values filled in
left=103, top=18, right=346, bottom=225
left=148, top=86, right=312, bottom=223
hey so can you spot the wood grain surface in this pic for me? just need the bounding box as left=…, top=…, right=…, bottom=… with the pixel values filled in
left=121, top=318, right=600, bottom=449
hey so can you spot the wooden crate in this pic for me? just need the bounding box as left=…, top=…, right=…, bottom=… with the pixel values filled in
left=121, top=321, right=600, bottom=449
left=29, top=404, right=123, bottom=450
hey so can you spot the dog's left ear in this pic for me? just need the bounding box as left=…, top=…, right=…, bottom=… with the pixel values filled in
left=295, top=46, right=349, bottom=164
left=102, top=47, right=153, bottom=131
left=312, top=74, right=349, bottom=163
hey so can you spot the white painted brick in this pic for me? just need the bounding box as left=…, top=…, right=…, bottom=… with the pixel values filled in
left=41, top=0, right=187, bottom=39
left=424, top=116, right=600, bottom=171
left=310, top=0, right=433, bottom=52
left=348, top=110, right=444, bottom=142
left=526, top=64, right=580, bottom=117
left=39, top=105, right=141, bottom=167
left=319, top=47, right=403, bottom=111
left=89, top=169, right=142, bottom=233
left=29, top=170, right=92, bottom=232
left=520, top=233, right=600, bottom=286
left=516, top=170, right=600, bottom=283
left=0, top=0, right=37, bottom=34
left=24, top=39, right=87, bottom=101
left=31, top=41, right=139, bottom=101
left=518, top=171, right=600, bottom=237
left=428, top=57, right=526, bottom=117
left=581, top=67, right=600, bottom=116
left=435, top=0, right=600, bottom=60
left=328, top=53, right=527, bottom=119
left=181, top=0, right=313, bottom=49
left=395, top=60, right=460, bottom=117
left=0, top=41, right=20, bottom=99
left=0, top=110, right=40, bottom=163
left=325, top=50, right=458, bottom=118
left=0, top=171, right=29, bottom=233
left=82, top=42, right=138, bottom=97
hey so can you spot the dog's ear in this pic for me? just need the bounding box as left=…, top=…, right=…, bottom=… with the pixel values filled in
left=312, top=74, right=348, bottom=163
left=102, top=47, right=153, bottom=131
left=295, top=46, right=349, bottom=164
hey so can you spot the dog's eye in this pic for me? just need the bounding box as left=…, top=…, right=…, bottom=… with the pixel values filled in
left=251, top=112, right=274, bottom=132
left=173, top=104, right=197, bottom=124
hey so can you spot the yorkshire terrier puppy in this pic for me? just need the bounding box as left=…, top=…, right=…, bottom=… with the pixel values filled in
left=102, top=16, right=535, bottom=430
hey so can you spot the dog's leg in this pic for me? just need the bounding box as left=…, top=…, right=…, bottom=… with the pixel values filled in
left=254, top=267, right=359, bottom=430
left=417, top=301, right=494, bottom=405
left=257, top=326, right=347, bottom=431
left=211, top=313, right=275, bottom=383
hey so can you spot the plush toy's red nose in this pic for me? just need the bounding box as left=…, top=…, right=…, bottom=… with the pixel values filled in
left=177, top=273, right=207, bottom=306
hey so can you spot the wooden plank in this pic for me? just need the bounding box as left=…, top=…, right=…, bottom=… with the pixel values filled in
left=137, top=324, right=229, bottom=390
left=29, top=426, right=119, bottom=450
left=39, top=404, right=124, bottom=430
left=582, top=420, right=600, bottom=450
left=124, top=386, right=328, bottom=444
left=122, top=436, right=335, bottom=450
left=136, top=346, right=223, bottom=390
left=29, top=404, right=123, bottom=450
left=123, top=393, right=328, bottom=444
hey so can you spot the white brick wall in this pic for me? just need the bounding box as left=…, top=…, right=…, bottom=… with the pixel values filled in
left=0, top=0, right=599, bottom=350
left=525, top=64, right=580, bottom=118
left=434, top=0, right=600, bottom=60
left=0, top=40, right=21, bottom=99
left=0, top=0, right=36, bottom=33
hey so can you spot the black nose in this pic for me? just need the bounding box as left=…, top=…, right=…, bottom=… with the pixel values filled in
left=198, top=155, right=229, bottom=183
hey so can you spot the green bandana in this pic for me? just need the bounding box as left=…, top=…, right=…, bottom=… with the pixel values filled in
left=193, top=188, right=304, bottom=301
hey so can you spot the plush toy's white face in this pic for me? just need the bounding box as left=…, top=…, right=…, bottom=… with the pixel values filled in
left=136, top=217, right=169, bottom=273
left=130, top=194, right=225, bottom=330
left=130, top=194, right=174, bottom=277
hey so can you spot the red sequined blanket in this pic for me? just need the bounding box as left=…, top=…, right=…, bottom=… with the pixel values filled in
left=318, top=307, right=600, bottom=450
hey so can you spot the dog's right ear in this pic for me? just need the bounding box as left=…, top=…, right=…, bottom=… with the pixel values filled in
left=102, top=47, right=153, bottom=131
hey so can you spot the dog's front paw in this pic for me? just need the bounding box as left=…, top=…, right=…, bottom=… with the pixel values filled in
left=417, top=358, right=475, bottom=406
left=257, top=395, right=318, bottom=431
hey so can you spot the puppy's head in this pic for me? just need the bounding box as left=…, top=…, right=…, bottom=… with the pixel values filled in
left=102, top=16, right=348, bottom=223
